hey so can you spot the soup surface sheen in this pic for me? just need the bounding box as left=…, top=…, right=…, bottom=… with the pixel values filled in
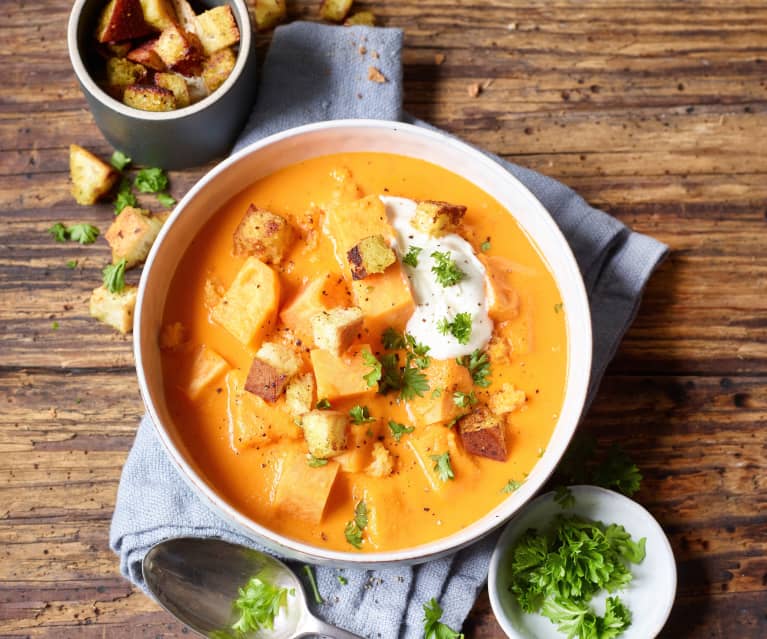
left=161, top=152, right=567, bottom=552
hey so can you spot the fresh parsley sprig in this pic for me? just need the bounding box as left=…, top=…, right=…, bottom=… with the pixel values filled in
left=452, top=390, right=477, bottom=408
left=48, top=222, right=100, bottom=245
left=230, top=575, right=293, bottom=634
left=438, top=313, right=472, bottom=345
left=349, top=405, right=375, bottom=424
left=402, top=245, right=422, bottom=267
left=423, top=598, right=464, bottom=639
left=431, top=250, right=465, bottom=287
left=456, top=348, right=491, bottom=388
left=430, top=452, right=455, bottom=482
left=134, top=167, right=169, bottom=193
left=102, top=258, right=127, bottom=293
left=388, top=420, right=415, bottom=442
left=344, top=500, right=368, bottom=549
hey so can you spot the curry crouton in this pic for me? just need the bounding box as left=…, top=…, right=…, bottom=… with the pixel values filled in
left=286, top=372, right=316, bottom=417
left=244, top=357, right=289, bottom=402
left=253, top=0, right=286, bottom=31
left=126, top=40, right=165, bottom=71
left=195, top=5, right=240, bottom=55
left=106, top=56, right=148, bottom=86
left=345, top=11, right=375, bottom=26
left=458, top=405, right=507, bottom=461
left=488, top=383, right=526, bottom=415
left=159, top=321, right=187, bottom=350
left=310, top=306, right=363, bottom=355
left=154, top=23, right=203, bottom=74
left=95, top=0, right=152, bottom=43
left=319, top=0, right=353, bottom=22
left=366, top=442, right=394, bottom=477
left=138, top=0, right=177, bottom=31
left=104, top=206, right=164, bottom=268
left=69, top=145, right=119, bottom=206
left=233, top=205, right=294, bottom=264
left=203, top=273, right=224, bottom=309
left=89, top=284, right=138, bottom=334
left=410, top=200, right=467, bottom=237
left=256, top=341, right=302, bottom=378
left=123, top=84, right=176, bottom=111
left=154, top=72, right=191, bottom=107
left=169, top=0, right=198, bottom=32
left=346, top=234, right=396, bottom=280
left=201, top=47, right=237, bottom=92
left=302, top=409, right=348, bottom=459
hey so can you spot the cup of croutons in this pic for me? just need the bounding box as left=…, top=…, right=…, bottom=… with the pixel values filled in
left=68, top=0, right=257, bottom=169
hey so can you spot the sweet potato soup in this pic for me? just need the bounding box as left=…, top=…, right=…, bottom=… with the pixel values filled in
left=160, top=152, right=567, bottom=552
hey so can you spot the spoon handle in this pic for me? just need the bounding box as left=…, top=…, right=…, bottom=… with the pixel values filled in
left=297, top=613, right=366, bottom=639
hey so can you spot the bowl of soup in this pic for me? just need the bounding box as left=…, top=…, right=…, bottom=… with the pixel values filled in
left=135, top=119, right=592, bottom=565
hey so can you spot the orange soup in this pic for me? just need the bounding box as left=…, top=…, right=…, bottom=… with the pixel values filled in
left=160, top=152, right=567, bottom=552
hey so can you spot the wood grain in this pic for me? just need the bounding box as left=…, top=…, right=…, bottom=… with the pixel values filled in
left=1, top=0, right=766, bottom=637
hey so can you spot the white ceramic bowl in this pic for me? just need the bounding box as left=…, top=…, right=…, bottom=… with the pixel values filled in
left=135, top=119, right=593, bottom=566
left=488, top=485, right=677, bottom=638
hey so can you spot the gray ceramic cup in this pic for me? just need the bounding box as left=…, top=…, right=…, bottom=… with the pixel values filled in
left=67, top=0, right=257, bottom=169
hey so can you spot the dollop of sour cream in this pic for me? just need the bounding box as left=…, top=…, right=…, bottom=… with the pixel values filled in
left=381, top=196, right=492, bottom=359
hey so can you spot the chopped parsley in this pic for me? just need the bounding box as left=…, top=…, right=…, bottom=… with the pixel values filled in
left=134, top=167, right=169, bottom=193
left=114, top=178, right=138, bottom=214
left=437, top=312, right=472, bottom=345
left=388, top=420, right=415, bottom=442
left=102, top=258, right=127, bottom=294
left=344, top=500, right=368, bottom=549
left=109, top=150, right=131, bottom=171
left=362, top=349, right=383, bottom=387
left=430, top=452, right=455, bottom=482
left=554, top=302, right=564, bottom=314
left=457, top=348, right=491, bottom=388
left=480, top=239, right=492, bottom=252
left=349, top=405, right=375, bottom=424
left=452, top=390, right=477, bottom=408
left=337, top=574, right=348, bottom=585
left=306, top=454, right=328, bottom=467
left=431, top=387, right=443, bottom=398
left=402, top=245, right=422, bottom=267
left=382, top=327, right=406, bottom=350
left=157, top=192, right=176, bottom=207
left=48, top=222, right=68, bottom=242
left=48, top=222, right=99, bottom=245
left=430, top=250, right=465, bottom=287
left=315, top=398, right=331, bottom=409
left=51, top=321, right=59, bottom=330
left=592, top=445, right=643, bottom=496
left=554, top=485, right=576, bottom=508
left=302, top=565, right=323, bottom=604
left=423, top=598, right=464, bottom=639
left=502, top=479, right=523, bottom=494
left=230, top=575, right=293, bottom=634
left=399, top=365, right=429, bottom=400
left=555, top=436, right=643, bottom=497
left=374, top=330, right=432, bottom=400
left=66, top=259, right=78, bottom=269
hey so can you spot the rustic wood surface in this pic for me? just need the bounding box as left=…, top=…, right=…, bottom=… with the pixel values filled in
left=2, top=0, right=766, bottom=637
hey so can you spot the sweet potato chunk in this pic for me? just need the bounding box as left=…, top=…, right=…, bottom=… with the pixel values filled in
left=138, top=0, right=177, bottom=31
left=410, top=200, right=466, bottom=237
left=279, top=274, right=351, bottom=344
left=155, top=72, right=190, bottom=107
left=195, top=5, right=240, bottom=55
left=319, top=0, right=353, bottom=22
left=406, top=425, right=477, bottom=492
left=184, top=345, right=229, bottom=400
left=253, top=0, right=286, bottom=31
left=407, top=358, right=473, bottom=426
left=123, top=84, right=176, bottom=111
left=347, top=234, right=396, bottom=280
left=354, top=479, right=401, bottom=549
left=458, top=405, right=507, bottom=461
left=211, top=257, right=280, bottom=348
left=232, top=205, right=294, bottom=264
left=302, top=410, right=348, bottom=459
left=273, top=449, right=339, bottom=523
left=481, top=255, right=520, bottom=322
left=95, top=0, right=152, bottom=43
left=310, top=345, right=377, bottom=401
left=69, top=144, right=119, bottom=205
left=310, top=306, right=363, bottom=355
left=335, top=421, right=378, bottom=473
left=104, top=206, right=164, bottom=268
left=351, top=264, right=415, bottom=338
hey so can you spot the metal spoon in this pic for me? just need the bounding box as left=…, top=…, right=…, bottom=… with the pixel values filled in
left=143, top=537, right=364, bottom=639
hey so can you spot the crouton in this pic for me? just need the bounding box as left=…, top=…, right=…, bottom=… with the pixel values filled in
left=138, top=0, right=177, bottom=31
left=159, top=321, right=187, bottom=350
left=127, top=39, right=165, bottom=71
left=458, top=405, right=507, bottom=461
left=345, top=11, right=375, bottom=26
left=104, top=206, right=164, bottom=268
left=154, top=72, right=190, bottom=107
left=95, top=0, right=152, bottom=43
left=185, top=345, right=229, bottom=400
left=410, top=200, right=467, bottom=237
left=106, top=56, right=148, bottom=86
left=286, top=372, right=315, bottom=417
left=154, top=23, right=203, bottom=74
left=253, top=0, right=286, bottom=31
left=310, top=306, right=363, bottom=355
left=256, top=341, right=303, bottom=378
left=347, top=235, right=396, bottom=280
left=203, top=273, right=225, bottom=310
left=195, top=5, right=239, bottom=55
left=89, top=284, right=138, bottom=334
left=123, top=84, right=177, bottom=111
left=244, top=357, right=289, bottom=402
left=302, top=410, right=348, bottom=459
left=273, top=450, right=339, bottom=523
left=201, top=47, right=237, bottom=93
left=232, top=205, right=294, bottom=264
left=168, top=0, right=198, bottom=32
left=279, top=274, right=351, bottom=344
left=69, top=144, right=119, bottom=206
left=486, top=334, right=510, bottom=363
left=329, top=166, right=363, bottom=203
left=488, top=383, right=526, bottom=415
left=366, top=442, right=394, bottom=477
left=320, top=0, right=353, bottom=22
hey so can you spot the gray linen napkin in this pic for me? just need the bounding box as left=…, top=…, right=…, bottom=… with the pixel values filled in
left=110, top=22, right=668, bottom=638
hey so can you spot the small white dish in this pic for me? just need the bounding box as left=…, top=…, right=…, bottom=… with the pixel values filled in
left=488, top=485, right=677, bottom=639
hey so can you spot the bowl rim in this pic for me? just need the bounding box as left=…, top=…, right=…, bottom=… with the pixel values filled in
left=66, top=0, right=253, bottom=121
left=135, top=118, right=593, bottom=565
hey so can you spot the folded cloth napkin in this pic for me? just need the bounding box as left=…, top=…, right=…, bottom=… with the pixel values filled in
left=110, top=22, right=668, bottom=638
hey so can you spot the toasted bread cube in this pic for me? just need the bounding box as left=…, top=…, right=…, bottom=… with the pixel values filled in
left=302, top=410, right=348, bottom=459
left=203, top=273, right=225, bottom=310
left=138, top=0, right=177, bottom=31
left=487, top=334, right=510, bottom=363
left=407, top=358, right=473, bottom=427
left=310, top=345, right=377, bottom=401
left=254, top=0, right=286, bottom=31
left=488, top=383, right=526, bottom=415
left=351, top=264, right=415, bottom=339
left=273, top=449, right=339, bottom=523
left=232, top=205, right=294, bottom=264
left=244, top=357, right=289, bottom=402
left=310, top=306, right=363, bottom=356
left=320, top=0, right=353, bottom=22
left=195, top=5, right=239, bottom=55
left=201, top=47, right=237, bottom=93
left=458, top=405, right=507, bottom=461
left=347, top=235, right=396, bottom=280
left=211, top=257, right=280, bottom=348
left=69, top=144, right=119, bottom=206
left=154, top=23, right=202, bottom=74
left=279, top=274, right=351, bottom=344
left=345, top=10, right=375, bottom=26
left=127, top=39, right=165, bottom=71
left=159, top=321, right=187, bottom=350
left=256, top=341, right=303, bottom=377
left=410, top=200, right=467, bottom=237
left=286, top=372, right=315, bottom=417
left=106, top=56, right=148, bottom=86
left=329, top=166, right=363, bottom=203
left=104, top=206, right=164, bottom=268
left=482, top=255, right=521, bottom=322
left=184, top=345, right=229, bottom=400
left=95, top=0, right=152, bottom=43
left=105, top=41, right=133, bottom=57
left=154, top=72, right=190, bottom=107
left=89, top=285, right=138, bottom=334
left=169, top=0, right=198, bottom=32
left=123, top=84, right=177, bottom=111
left=366, top=442, right=394, bottom=477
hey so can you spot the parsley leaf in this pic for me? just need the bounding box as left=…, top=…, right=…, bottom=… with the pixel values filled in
left=230, top=575, right=293, bottom=634
left=110, top=150, right=131, bottom=171
left=402, top=245, right=422, bottom=267
left=157, top=192, right=176, bottom=207
left=456, top=349, right=491, bottom=388
left=302, top=565, right=323, bottom=604
left=306, top=454, right=328, bottom=467
left=66, top=259, right=78, bottom=269
left=452, top=390, right=477, bottom=408
left=423, top=598, right=464, bottom=639
left=344, top=500, right=368, bottom=549
left=362, top=349, right=382, bottom=387
left=67, top=223, right=100, bottom=245
left=114, top=178, right=138, bottom=215
left=48, top=222, right=68, bottom=242
left=430, top=452, right=455, bottom=482
left=430, top=250, right=465, bottom=287
left=349, top=405, right=375, bottom=424
left=382, top=327, right=406, bottom=350
left=134, top=167, right=168, bottom=193
left=102, top=258, right=127, bottom=294
left=438, top=312, right=472, bottom=345
left=554, top=485, right=576, bottom=509
left=592, top=445, right=643, bottom=496
left=404, top=333, right=431, bottom=369
left=315, top=398, right=331, bottom=409
left=480, top=239, right=491, bottom=252
left=502, top=479, right=523, bottom=494
left=337, top=574, right=348, bottom=585
left=399, top=365, right=429, bottom=400
left=388, top=420, right=415, bottom=442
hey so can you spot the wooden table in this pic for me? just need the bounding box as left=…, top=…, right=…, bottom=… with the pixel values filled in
left=2, top=1, right=766, bottom=636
